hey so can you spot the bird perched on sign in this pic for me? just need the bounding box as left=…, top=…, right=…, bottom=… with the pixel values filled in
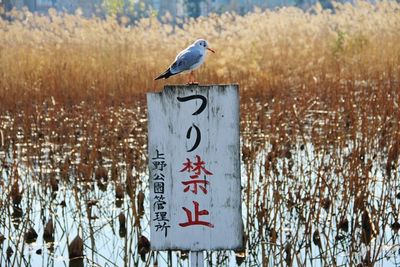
left=155, top=39, right=215, bottom=84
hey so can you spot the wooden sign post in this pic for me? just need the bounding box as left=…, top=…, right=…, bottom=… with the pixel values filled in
left=147, top=84, right=243, bottom=264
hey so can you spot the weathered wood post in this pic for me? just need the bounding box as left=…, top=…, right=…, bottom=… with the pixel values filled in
left=147, top=84, right=243, bottom=265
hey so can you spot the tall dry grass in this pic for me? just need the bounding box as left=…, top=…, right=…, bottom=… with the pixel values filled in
left=0, top=2, right=400, bottom=266
left=0, top=1, right=399, bottom=110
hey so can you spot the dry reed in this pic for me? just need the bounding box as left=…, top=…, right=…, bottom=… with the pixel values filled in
left=0, top=1, right=399, bottom=110
left=0, top=1, right=399, bottom=266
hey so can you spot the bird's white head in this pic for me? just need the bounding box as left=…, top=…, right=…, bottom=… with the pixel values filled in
left=194, top=39, right=215, bottom=53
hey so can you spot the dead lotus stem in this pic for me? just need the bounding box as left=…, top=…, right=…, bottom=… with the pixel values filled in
left=0, top=130, right=3, bottom=148
left=0, top=3, right=398, bottom=266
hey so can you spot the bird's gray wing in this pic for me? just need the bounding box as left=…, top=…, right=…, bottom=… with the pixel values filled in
left=170, top=49, right=202, bottom=74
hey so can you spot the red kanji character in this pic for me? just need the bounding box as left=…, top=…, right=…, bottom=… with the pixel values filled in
left=180, top=158, right=194, bottom=172
left=179, top=201, right=214, bottom=228
left=182, top=179, right=209, bottom=194
left=192, top=155, right=213, bottom=176
left=180, top=155, right=213, bottom=177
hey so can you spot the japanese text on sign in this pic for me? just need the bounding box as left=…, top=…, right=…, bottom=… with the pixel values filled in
left=147, top=85, right=243, bottom=250
left=151, top=149, right=170, bottom=237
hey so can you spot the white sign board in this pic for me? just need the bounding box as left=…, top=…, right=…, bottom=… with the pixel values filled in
left=147, top=84, right=243, bottom=251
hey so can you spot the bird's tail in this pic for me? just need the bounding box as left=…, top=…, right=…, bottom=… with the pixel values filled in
left=155, top=69, right=174, bottom=80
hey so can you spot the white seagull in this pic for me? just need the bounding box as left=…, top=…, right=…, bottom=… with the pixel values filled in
left=155, top=39, right=215, bottom=84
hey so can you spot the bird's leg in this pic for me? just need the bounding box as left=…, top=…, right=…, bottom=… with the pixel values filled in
left=187, top=72, right=193, bottom=84
left=192, top=72, right=198, bottom=84
left=187, top=71, right=198, bottom=85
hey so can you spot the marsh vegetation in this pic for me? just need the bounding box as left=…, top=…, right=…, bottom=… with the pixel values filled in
left=0, top=1, right=399, bottom=266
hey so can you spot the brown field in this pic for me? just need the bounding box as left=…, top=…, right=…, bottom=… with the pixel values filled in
left=0, top=1, right=399, bottom=266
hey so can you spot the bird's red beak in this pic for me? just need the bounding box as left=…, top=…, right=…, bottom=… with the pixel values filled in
left=207, top=47, right=215, bottom=53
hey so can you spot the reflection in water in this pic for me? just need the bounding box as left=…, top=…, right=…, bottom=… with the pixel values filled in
left=0, top=101, right=399, bottom=266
